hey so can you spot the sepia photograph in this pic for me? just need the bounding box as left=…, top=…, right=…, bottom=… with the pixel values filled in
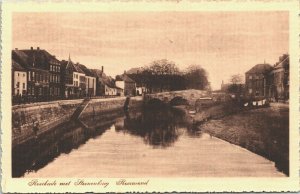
left=1, top=0, right=299, bottom=193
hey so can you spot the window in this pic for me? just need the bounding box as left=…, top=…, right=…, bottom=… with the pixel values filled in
left=23, top=83, right=25, bottom=89
left=16, top=82, right=20, bottom=88
left=28, top=71, right=31, bottom=81
left=28, top=86, right=31, bottom=95
left=249, top=75, right=252, bottom=80
left=18, top=73, right=19, bottom=77
left=57, top=75, right=60, bottom=83
left=32, top=72, right=35, bottom=81
left=249, top=89, right=252, bottom=94
left=23, top=73, right=25, bottom=77
left=32, top=87, right=34, bottom=95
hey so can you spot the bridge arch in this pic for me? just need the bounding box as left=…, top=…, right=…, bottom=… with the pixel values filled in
left=169, top=96, right=189, bottom=106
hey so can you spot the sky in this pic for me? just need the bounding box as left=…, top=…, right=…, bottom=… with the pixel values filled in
left=13, top=12, right=288, bottom=90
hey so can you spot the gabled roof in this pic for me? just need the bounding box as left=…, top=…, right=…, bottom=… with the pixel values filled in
left=246, top=63, right=273, bottom=74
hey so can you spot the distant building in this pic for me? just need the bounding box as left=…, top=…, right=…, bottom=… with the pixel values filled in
left=77, top=64, right=96, bottom=97
left=220, top=80, right=230, bottom=92
left=245, top=63, right=273, bottom=98
left=115, top=73, right=136, bottom=96
left=104, top=83, right=118, bottom=96
left=268, top=54, right=289, bottom=101
left=12, top=59, right=27, bottom=96
left=61, top=55, right=86, bottom=98
left=91, top=67, right=120, bottom=96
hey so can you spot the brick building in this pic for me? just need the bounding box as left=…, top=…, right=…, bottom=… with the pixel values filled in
left=245, top=63, right=273, bottom=98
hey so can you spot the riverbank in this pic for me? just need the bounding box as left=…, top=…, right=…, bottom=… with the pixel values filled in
left=199, top=103, right=289, bottom=175
left=12, top=96, right=143, bottom=147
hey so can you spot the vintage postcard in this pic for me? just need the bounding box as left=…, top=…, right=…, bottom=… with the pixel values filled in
left=1, top=0, right=299, bottom=193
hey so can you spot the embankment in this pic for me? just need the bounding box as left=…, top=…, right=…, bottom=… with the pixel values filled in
left=12, top=99, right=83, bottom=147
left=12, top=96, right=144, bottom=147
left=198, top=103, right=289, bottom=175
left=80, top=96, right=143, bottom=118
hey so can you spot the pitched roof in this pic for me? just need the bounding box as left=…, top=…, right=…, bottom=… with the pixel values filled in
left=21, top=49, right=60, bottom=67
left=126, top=67, right=143, bottom=74
left=12, top=59, right=26, bottom=71
left=12, top=50, right=30, bottom=67
left=246, top=63, right=273, bottom=74
left=73, top=63, right=85, bottom=74
left=78, top=64, right=96, bottom=77
left=115, top=74, right=135, bottom=83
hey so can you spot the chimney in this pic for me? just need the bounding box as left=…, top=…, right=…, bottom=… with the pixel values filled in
left=15, top=48, right=18, bottom=50
left=124, top=70, right=126, bottom=74
left=37, top=47, right=40, bottom=50
left=101, top=66, right=104, bottom=73
left=30, top=47, right=33, bottom=50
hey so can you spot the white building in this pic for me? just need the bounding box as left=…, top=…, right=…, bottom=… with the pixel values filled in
left=86, top=75, right=96, bottom=96
left=105, top=84, right=117, bottom=96
left=12, top=60, right=27, bottom=96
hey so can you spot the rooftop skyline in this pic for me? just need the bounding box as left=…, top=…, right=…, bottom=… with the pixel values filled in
left=13, top=12, right=288, bottom=89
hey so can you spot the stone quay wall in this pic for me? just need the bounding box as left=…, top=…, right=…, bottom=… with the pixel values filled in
left=12, top=99, right=83, bottom=147
left=80, top=96, right=143, bottom=118
left=12, top=96, right=144, bottom=147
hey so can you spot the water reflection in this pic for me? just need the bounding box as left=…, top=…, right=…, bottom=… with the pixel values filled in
left=116, top=107, right=197, bottom=148
left=12, top=111, right=123, bottom=177
left=12, top=107, right=204, bottom=177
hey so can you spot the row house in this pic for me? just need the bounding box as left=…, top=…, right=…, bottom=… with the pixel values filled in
left=91, top=67, right=122, bottom=96
left=115, top=73, right=136, bottom=96
left=61, top=55, right=87, bottom=98
left=12, top=47, right=58, bottom=101
left=77, top=64, right=96, bottom=97
left=12, top=59, right=27, bottom=96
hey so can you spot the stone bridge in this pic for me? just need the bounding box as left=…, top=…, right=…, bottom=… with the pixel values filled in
left=144, top=89, right=210, bottom=106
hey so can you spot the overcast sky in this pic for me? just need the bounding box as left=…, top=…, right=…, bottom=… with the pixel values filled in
left=13, top=12, right=288, bottom=90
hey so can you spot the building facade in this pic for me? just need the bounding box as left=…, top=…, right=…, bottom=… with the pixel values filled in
left=245, top=54, right=289, bottom=101
left=12, top=47, right=51, bottom=102
left=115, top=74, right=136, bottom=96
left=245, top=63, right=272, bottom=98
left=12, top=59, right=27, bottom=97
left=268, top=54, right=289, bottom=101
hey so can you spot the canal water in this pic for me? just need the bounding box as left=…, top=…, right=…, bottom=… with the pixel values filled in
left=12, top=107, right=284, bottom=177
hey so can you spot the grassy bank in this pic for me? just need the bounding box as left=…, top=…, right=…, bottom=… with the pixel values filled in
left=199, top=103, right=289, bottom=175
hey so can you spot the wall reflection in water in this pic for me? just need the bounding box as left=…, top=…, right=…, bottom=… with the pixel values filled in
left=12, top=107, right=203, bottom=177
